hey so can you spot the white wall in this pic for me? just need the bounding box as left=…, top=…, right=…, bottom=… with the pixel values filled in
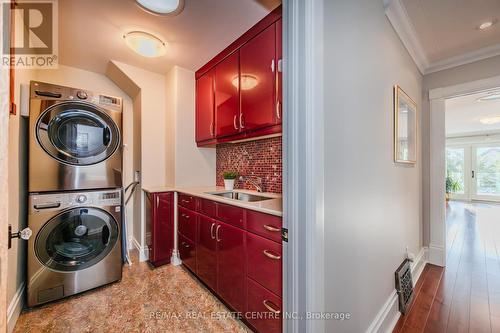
left=422, top=55, right=500, bottom=245
left=322, top=1, right=423, bottom=332
left=167, top=66, right=216, bottom=187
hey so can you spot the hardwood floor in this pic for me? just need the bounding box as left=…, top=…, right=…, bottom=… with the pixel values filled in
left=394, top=201, right=500, bottom=333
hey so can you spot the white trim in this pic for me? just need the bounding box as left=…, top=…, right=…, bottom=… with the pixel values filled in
left=7, top=283, right=25, bottom=333
left=429, top=75, right=500, bottom=100
left=428, top=244, right=445, bottom=266
left=384, top=0, right=428, bottom=74
left=132, top=237, right=149, bottom=262
left=366, top=247, right=428, bottom=333
left=283, top=0, right=325, bottom=332
left=426, top=43, right=500, bottom=74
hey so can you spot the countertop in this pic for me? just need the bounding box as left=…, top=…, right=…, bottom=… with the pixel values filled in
left=142, top=186, right=282, bottom=217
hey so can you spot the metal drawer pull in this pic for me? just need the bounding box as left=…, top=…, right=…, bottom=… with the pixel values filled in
left=181, top=199, right=190, bottom=203
left=216, top=225, right=221, bottom=242
left=263, top=224, right=280, bottom=232
left=182, top=214, right=190, bottom=219
left=34, top=202, right=61, bottom=210
left=263, top=250, right=281, bottom=260
left=210, top=223, right=216, bottom=239
left=263, top=300, right=281, bottom=314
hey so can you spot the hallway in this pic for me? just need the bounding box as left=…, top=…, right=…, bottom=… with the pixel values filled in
left=394, top=201, right=500, bottom=332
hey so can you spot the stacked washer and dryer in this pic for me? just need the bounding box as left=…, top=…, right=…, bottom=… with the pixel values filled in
left=27, top=81, right=123, bottom=307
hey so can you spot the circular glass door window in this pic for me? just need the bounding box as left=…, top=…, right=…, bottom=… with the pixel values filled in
left=35, top=208, right=119, bottom=272
left=36, top=101, right=120, bottom=165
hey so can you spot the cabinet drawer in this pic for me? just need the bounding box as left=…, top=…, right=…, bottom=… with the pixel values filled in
left=178, top=207, right=196, bottom=242
left=199, top=198, right=217, bottom=218
left=178, top=233, right=196, bottom=273
left=246, top=210, right=282, bottom=243
left=247, top=233, right=282, bottom=297
left=246, top=278, right=282, bottom=333
left=217, top=203, right=244, bottom=228
left=178, top=193, right=197, bottom=210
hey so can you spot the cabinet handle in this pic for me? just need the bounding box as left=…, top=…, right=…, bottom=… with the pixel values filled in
left=156, top=196, right=159, bottom=208
left=239, top=113, right=245, bottom=129
left=263, top=224, right=280, bottom=232
left=181, top=199, right=190, bottom=203
left=216, top=225, right=221, bottom=242
left=210, top=223, right=216, bottom=239
left=271, top=59, right=275, bottom=73
left=262, top=300, right=281, bottom=314
left=210, top=121, right=214, bottom=136
left=278, top=59, right=282, bottom=73
left=233, top=114, right=239, bottom=130
left=263, top=250, right=281, bottom=260
left=275, top=101, right=281, bottom=120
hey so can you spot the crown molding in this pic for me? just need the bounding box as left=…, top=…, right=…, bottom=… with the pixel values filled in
left=384, top=0, right=428, bottom=74
left=385, top=0, right=500, bottom=75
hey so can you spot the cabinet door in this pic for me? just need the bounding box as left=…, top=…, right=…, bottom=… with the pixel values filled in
left=275, top=18, right=282, bottom=124
left=179, top=233, right=196, bottom=273
left=247, top=278, right=282, bottom=333
left=196, top=215, right=218, bottom=291
left=196, top=69, right=215, bottom=142
left=240, top=23, right=276, bottom=131
left=216, top=221, right=246, bottom=313
left=215, top=51, right=240, bottom=137
left=247, top=232, right=282, bottom=296
left=151, top=192, right=173, bottom=265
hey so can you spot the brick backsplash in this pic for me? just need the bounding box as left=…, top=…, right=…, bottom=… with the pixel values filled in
left=216, top=136, right=282, bottom=193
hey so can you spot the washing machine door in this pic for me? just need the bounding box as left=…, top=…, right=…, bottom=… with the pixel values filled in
left=36, top=101, right=120, bottom=166
left=35, top=207, right=119, bottom=272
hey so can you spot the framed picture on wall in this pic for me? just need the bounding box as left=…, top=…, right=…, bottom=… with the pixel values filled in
left=394, top=85, right=417, bottom=164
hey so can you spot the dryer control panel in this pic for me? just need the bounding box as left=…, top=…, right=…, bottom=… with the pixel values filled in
left=29, top=189, right=122, bottom=213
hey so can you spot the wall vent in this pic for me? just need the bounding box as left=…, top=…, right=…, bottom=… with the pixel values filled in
left=395, top=259, right=414, bottom=314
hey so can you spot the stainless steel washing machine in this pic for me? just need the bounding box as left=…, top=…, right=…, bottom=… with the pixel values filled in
left=29, top=81, right=123, bottom=192
left=27, top=189, right=122, bottom=307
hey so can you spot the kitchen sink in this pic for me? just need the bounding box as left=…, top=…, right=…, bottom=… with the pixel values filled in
left=207, top=191, right=273, bottom=202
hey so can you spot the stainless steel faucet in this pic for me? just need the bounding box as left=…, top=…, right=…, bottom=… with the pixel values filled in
left=239, top=176, right=263, bottom=193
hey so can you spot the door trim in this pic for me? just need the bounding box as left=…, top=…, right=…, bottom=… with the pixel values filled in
left=283, top=0, right=325, bottom=332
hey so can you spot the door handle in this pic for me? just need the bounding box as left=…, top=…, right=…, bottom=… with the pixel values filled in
left=263, top=250, right=281, bottom=260
left=216, top=225, right=221, bottom=242
left=34, top=202, right=61, bottom=210
left=271, top=59, right=275, bottom=72
left=210, top=223, right=216, bottom=239
left=233, top=115, right=239, bottom=130
left=239, top=113, right=245, bottom=129
left=263, top=224, right=280, bottom=232
left=276, top=101, right=281, bottom=120
left=262, top=300, right=281, bottom=314
left=472, top=170, right=475, bottom=178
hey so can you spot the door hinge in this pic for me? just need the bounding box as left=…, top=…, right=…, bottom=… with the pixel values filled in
left=281, top=227, right=288, bottom=242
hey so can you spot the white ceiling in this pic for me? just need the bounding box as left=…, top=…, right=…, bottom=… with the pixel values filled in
left=386, top=0, right=500, bottom=73
left=446, top=91, right=500, bottom=136
left=58, top=0, right=280, bottom=75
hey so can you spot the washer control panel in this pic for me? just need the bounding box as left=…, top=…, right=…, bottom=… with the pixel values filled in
left=30, top=189, right=121, bottom=213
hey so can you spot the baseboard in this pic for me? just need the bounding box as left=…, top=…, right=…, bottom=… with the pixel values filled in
left=366, top=247, right=428, bottom=333
left=132, top=237, right=149, bottom=262
left=7, top=282, right=25, bottom=333
left=428, top=244, right=444, bottom=267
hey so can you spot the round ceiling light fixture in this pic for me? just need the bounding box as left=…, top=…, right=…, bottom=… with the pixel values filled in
left=477, top=19, right=497, bottom=30
left=135, top=0, right=184, bottom=16
left=232, top=75, right=259, bottom=90
left=123, top=31, right=167, bottom=58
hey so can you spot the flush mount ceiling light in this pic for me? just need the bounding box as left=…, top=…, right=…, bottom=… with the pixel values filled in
left=123, top=31, right=167, bottom=57
left=479, top=116, right=500, bottom=125
left=477, top=19, right=497, bottom=30
left=135, top=0, right=184, bottom=16
left=231, top=75, right=258, bottom=90
left=477, top=92, right=500, bottom=102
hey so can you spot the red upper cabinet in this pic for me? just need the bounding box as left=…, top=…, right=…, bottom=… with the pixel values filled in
left=240, top=23, right=276, bottom=131
left=275, top=18, right=282, bottom=124
left=148, top=192, right=174, bottom=267
left=196, top=69, right=215, bottom=143
left=215, top=51, right=240, bottom=138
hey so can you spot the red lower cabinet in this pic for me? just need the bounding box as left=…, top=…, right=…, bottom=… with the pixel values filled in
left=178, top=233, right=196, bottom=272
left=196, top=214, right=218, bottom=291
left=147, top=192, right=174, bottom=267
left=247, top=278, right=282, bottom=333
left=217, top=221, right=246, bottom=313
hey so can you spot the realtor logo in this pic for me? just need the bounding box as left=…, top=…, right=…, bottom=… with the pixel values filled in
left=2, top=0, right=58, bottom=68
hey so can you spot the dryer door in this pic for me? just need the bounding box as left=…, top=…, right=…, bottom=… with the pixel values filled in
left=35, top=207, right=119, bottom=272
left=36, top=101, right=120, bottom=166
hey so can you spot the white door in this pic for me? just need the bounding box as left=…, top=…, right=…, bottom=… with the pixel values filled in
left=446, top=145, right=471, bottom=200
left=471, top=144, right=500, bottom=202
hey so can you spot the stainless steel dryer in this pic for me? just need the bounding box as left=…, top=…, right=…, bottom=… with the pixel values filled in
left=29, top=81, right=123, bottom=192
left=27, top=188, right=122, bottom=307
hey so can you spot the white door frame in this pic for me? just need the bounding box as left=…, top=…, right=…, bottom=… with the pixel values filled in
left=429, top=75, right=500, bottom=267
left=283, top=0, right=325, bottom=332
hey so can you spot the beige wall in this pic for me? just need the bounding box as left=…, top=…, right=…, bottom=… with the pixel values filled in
left=421, top=55, right=500, bottom=245
left=322, top=1, right=423, bottom=332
